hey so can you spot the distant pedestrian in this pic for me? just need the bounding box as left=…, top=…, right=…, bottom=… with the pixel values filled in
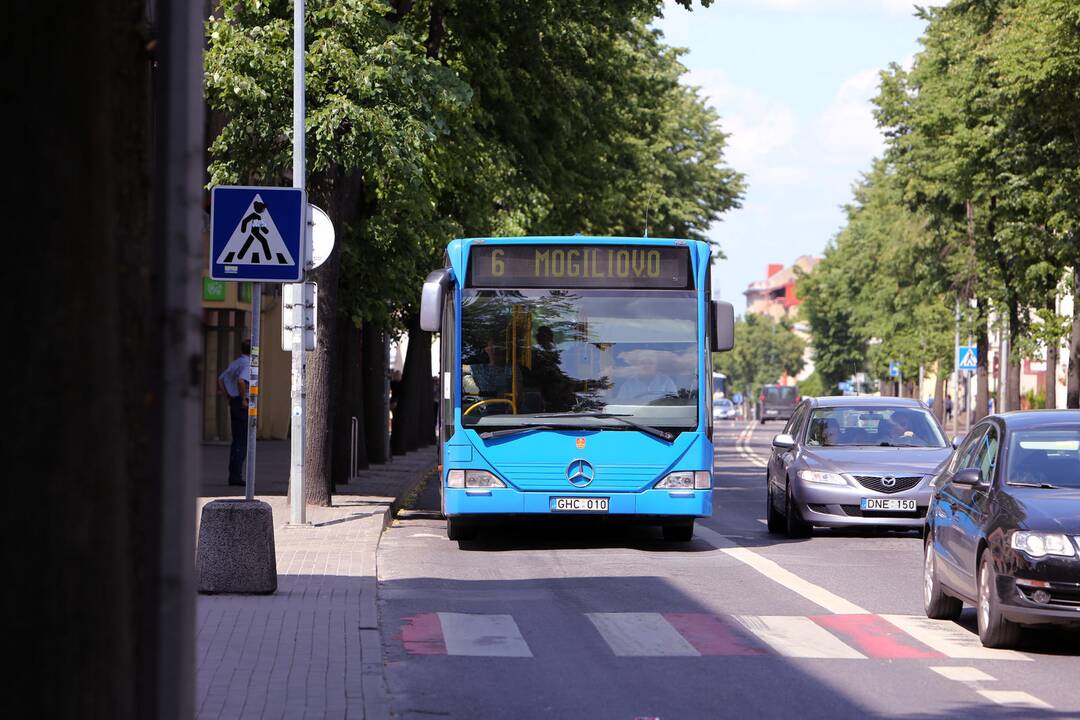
left=945, top=394, right=953, bottom=421
left=218, top=340, right=251, bottom=486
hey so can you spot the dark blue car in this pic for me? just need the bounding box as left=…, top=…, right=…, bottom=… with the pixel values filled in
left=923, top=411, right=1080, bottom=648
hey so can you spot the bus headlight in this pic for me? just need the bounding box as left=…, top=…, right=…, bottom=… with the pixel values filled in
left=447, top=469, right=506, bottom=489
left=655, top=471, right=711, bottom=490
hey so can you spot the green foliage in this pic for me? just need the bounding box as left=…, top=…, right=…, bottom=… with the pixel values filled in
left=713, top=314, right=806, bottom=397
left=797, top=370, right=827, bottom=399
left=206, top=0, right=745, bottom=329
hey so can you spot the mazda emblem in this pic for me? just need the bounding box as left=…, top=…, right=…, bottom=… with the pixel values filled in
left=882, top=476, right=897, bottom=488
left=566, top=459, right=596, bottom=487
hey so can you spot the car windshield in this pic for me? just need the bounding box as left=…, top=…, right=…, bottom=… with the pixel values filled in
left=1005, top=428, right=1080, bottom=488
left=763, top=386, right=797, bottom=404
left=460, top=289, right=698, bottom=431
left=715, top=400, right=733, bottom=409
left=805, top=406, right=946, bottom=448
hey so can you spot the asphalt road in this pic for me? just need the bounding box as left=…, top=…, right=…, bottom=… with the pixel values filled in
left=377, top=421, right=1080, bottom=720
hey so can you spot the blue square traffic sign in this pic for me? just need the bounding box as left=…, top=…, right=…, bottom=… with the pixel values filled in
left=210, top=186, right=306, bottom=282
left=957, top=345, right=978, bottom=371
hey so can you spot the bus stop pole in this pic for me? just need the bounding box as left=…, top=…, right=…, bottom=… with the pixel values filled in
left=245, top=284, right=261, bottom=501
left=288, top=0, right=307, bottom=525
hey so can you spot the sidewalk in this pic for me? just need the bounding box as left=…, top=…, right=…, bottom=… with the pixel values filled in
left=195, top=442, right=437, bottom=720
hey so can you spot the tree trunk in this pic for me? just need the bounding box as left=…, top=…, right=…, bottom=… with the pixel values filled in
left=363, top=324, right=391, bottom=463
left=332, top=316, right=365, bottom=485
left=933, top=372, right=945, bottom=424
left=302, top=244, right=340, bottom=506
left=393, top=315, right=428, bottom=454
left=1068, top=268, right=1080, bottom=408
left=1007, top=301, right=1022, bottom=412
left=1045, top=297, right=1058, bottom=410
left=975, top=308, right=989, bottom=420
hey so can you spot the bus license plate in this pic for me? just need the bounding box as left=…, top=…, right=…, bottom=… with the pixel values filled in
left=551, top=497, right=609, bottom=513
left=861, top=498, right=917, bottom=512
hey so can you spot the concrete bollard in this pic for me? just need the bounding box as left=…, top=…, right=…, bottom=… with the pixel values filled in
left=196, top=499, right=277, bottom=594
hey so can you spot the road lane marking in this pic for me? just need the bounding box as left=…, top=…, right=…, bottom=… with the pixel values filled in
left=400, top=613, right=447, bottom=655
left=587, top=613, right=700, bottom=656
left=879, top=615, right=1030, bottom=661
left=732, top=615, right=866, bottom=658
left=930, top=666, right=996, bottom=682
left=977, top=690, right=1051, bottom=709
left=734, top=423, right=769, bottom=468
left=437, top=613, right=533, bottom=657
left=696, top=525, right=870, bottom=614
left=811, top=614, right=942, bottom=659
left=663, top=613, right=768, bottom=656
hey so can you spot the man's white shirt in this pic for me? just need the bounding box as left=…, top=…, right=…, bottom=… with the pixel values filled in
left=220, top=355, right=251, bottom=398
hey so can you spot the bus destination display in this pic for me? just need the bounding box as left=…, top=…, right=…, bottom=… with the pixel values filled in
left=468, top=244, right=692, bottom=289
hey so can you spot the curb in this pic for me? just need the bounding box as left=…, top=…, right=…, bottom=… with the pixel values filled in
left=362, top=458, right=437, bottom=720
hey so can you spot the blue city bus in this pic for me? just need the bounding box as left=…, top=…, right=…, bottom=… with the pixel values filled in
left=420, top=237, right=735, bottom=541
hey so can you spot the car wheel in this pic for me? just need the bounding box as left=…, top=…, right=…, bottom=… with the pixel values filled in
left=785, top=482, right=812, bottom=539
left=662, top=519, right=694, bottom=542
left=977, top=554, right=1021, bottom=648
left=766, top=479, right=785, bottom=534
left=923, top=538, right=962, bottom=620
left=446, top=517, right=478, bottom=542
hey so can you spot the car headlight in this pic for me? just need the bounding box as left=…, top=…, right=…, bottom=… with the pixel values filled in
left=1010, top=531, right=1076, bottom=558
left=797, top=470, right=848, bottom=486
left=446, top=469, right=506, bottom=489
left=655, top=471, right=711, bottom=490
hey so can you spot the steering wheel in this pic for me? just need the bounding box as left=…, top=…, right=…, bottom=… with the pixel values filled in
left=463, top=398, right=517, bottom=416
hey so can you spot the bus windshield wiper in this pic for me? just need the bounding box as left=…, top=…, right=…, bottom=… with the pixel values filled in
left=478, top=424, right=559, bottom=440
left=533, top=412, right=674, bottom=442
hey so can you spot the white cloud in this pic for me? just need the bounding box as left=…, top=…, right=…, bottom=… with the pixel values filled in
left=819, top=68, right=885, bottom=163
left=683, top=68, right=800, bottom=176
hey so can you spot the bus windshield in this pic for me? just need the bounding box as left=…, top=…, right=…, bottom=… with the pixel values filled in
left=460, top=289, right=699, bottom=432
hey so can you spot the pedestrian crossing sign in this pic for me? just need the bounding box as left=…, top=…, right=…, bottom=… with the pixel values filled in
left=210, top=186, right=306, bottom=282
left=958, top=345, right=978, bottom=371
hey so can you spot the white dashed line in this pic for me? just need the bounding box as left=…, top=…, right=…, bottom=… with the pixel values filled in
left=977, top=690, right=1052, bottom=709
left=930, top=666, right=996, bottom=683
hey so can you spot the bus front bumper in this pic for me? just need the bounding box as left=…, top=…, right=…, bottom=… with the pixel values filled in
left=444, top=487, right=713, bottom=517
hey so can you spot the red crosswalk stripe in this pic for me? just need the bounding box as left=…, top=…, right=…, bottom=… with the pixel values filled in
left=810, top=614, right=942, bottom=659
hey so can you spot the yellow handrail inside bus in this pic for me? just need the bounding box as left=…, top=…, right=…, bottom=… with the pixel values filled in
left=463, top=397, right=517, bottom=416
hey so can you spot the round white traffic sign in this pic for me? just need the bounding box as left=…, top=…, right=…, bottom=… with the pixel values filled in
left=308, top=204, right=335, bottom=269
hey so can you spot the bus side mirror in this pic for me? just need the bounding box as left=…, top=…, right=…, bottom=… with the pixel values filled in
left=420, top=268, right=452, bottom=332
left=712, top=300, right=735, bottom=352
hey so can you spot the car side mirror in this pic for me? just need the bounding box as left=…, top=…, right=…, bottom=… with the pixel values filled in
left=952, top=468, right=981, bottom=486
left=712, top=300, right=735, bottom=352
left=772, top=433, right=795, bottom=450
left=420, top=268, right=452, bottom=332
left=951, top=434, right=964, bottom=449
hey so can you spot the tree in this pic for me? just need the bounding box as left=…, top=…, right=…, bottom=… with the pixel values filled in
left=714, top=314, right=806, bottom=397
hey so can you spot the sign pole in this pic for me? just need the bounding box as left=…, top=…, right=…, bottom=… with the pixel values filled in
left=245, top=284, right=261, bottom=501
left=953, top=300, right=961, bottom=437
left=289, top=0, right=307, bottom=525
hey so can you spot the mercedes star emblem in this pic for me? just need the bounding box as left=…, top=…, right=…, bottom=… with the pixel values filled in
left=566, top=459, right=596, bottom=487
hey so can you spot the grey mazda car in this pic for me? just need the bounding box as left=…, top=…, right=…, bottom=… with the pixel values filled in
left=765, top=396, right=953, bottom=537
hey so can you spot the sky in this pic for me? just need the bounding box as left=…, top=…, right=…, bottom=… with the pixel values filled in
left=654, top=0, right=943, bottom=311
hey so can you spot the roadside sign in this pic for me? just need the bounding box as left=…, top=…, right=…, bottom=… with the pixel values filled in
left=888, top=361, right=901, bottom=378
left=732, top=392, right=743, bottom=405
left=210, top=186, right=306, bottom=282
left=309, top=204, right=335, bottom=270
left=958, top=345, right=978, bottom=371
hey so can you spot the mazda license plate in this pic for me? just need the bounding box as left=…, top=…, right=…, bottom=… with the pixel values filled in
left=551, top=497, right=609, bottom=513
left=861, top=498, right=917, bottom=512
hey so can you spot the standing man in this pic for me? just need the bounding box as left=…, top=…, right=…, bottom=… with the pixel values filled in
left=218, top=340, right=251, bottom=486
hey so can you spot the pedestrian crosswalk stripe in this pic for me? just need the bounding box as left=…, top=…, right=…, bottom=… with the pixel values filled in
left=880, top=615, right=1030, bottom=661
left=587, top=613, right=700, bottom=656
left=977, top=690, right=1052, bottom=709
left=215, top=193, right=296, bottom=267
left=663, top=613, right=767, bottom=656
left=437, top=612, right=533, bottom=657
left=732, top=615, right=866, bottom=659
left=399, top=612, right=1030, bottom=662
left=811, top=614, right=942, bottom=659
